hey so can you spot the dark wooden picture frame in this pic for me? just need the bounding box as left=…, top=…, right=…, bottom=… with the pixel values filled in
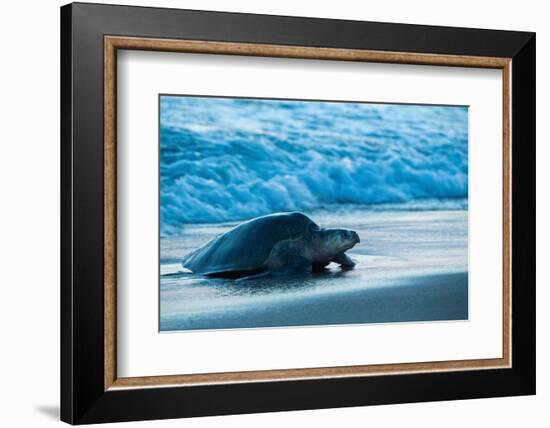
left=61, top=2, right=535, bottom=424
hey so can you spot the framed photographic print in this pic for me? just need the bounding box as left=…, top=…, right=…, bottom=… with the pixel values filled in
left=60, top=2, right=536, bottom=424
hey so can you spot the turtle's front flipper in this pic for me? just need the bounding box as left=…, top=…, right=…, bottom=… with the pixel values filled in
left=332, top=252, right=356, bottom=269
left=267, top=241, right=312, bottom=276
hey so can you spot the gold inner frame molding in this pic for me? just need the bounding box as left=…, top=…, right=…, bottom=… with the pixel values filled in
left=104, top=35, right=512, bottom=391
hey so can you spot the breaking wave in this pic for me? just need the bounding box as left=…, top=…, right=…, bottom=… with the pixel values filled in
left=160, top=96, right=468, bottom=234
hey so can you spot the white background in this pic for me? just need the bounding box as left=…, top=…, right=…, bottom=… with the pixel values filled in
left=118, top=51, right=503, bottom=377
left=0, top=0, right=546, bottom=427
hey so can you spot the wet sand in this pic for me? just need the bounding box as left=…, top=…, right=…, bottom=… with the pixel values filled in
left=160, top=208, right=468, bottom=331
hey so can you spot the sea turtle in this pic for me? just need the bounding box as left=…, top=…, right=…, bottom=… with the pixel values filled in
left=181, top=212, right=360, bottom=279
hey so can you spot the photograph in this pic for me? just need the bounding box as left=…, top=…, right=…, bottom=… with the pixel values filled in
left=159, top=95, right=469, bottom=331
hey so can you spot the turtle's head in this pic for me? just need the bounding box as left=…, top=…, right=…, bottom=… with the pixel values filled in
left=313, top=227, right=360, bottom=257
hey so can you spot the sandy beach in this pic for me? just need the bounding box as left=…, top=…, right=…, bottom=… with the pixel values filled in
left=160, top=207, right=468, bottom=331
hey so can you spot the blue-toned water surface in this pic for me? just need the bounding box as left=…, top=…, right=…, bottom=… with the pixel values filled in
left=160, top=96, right=468, bottom=235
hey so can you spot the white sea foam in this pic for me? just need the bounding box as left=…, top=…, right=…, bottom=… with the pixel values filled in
left=160, top=96, right=468, bottom=234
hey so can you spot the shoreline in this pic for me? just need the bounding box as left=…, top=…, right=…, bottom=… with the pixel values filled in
left=160, top=271, right=468, bottom=332
left=160, top=208, right=468, bottom=332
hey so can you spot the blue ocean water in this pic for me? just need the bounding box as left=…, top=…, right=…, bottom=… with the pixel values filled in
left=160, top=96, right=468, bottom=235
